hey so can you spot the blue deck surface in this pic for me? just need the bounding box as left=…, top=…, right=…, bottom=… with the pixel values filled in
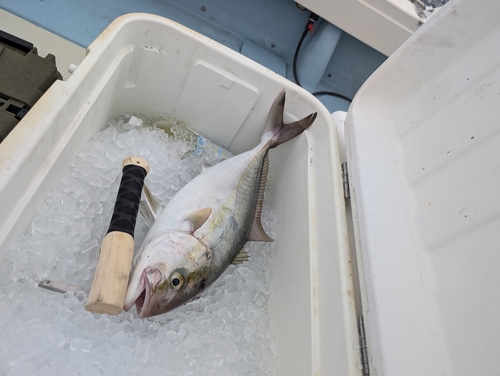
left=0, top=0, right=386, bottom=113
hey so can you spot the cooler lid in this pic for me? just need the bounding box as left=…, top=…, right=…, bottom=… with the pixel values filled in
left=345, top=0, right=500, bottom=375
left=295, top=0, right=420, bottom=56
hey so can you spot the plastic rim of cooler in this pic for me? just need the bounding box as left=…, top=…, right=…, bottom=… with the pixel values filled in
left=0, top=13, right=359, bottom=376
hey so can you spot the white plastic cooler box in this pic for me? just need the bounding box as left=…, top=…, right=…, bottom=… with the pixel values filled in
left=0, top=0, right=499, bottom=374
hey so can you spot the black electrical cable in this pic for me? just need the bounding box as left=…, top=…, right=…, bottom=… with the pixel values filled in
left=292, top=28, right=308, bottom=88
left=293, top=13, right=353, bottom=103
left=312, top=90, right=352, bottom=103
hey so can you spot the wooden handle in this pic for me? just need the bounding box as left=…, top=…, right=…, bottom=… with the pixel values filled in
left=85, top=232, right=135, bottom=314
left=85, top=156, right=149, bottom=315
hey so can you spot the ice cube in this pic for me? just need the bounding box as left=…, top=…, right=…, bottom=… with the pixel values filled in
left=69, top=338, right=92, bottom=352
left=133, top=342, right=150, bottom=363
left=0, top=113, right=279, bottom=375
left=128, top=115, right=144, bottom=126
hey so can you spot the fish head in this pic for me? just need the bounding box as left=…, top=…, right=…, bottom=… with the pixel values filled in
left=124, top=231, right=211, bottom=318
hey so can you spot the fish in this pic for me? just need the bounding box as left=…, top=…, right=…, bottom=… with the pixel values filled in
left=123, top=89, right=317, bottom=318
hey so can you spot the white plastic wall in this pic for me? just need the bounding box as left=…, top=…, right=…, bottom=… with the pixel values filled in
left=0, top=14, right=360, bottom=375
left=346, top=0, right=500, bottom=374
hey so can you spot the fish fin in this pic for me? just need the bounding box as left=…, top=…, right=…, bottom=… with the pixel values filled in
left=185, top=207, right=213, bottom=232
left=231, top=250, right=249, bottom=265
left=139, top=184, right=161, bottom=226
left=262, top=89, right=317, bottom=149
left=263, top=89, right=285, bottom=137
left=144, top=184, right=160, bottom=215
left=139, top=201, right=155, bottom=226
left=248, top=154, right=274, bottom=242
left=187, top=293, right=202, bottom=302
left=201, top=161, right=213, bottom=172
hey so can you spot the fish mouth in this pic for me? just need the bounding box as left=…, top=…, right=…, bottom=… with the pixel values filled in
left=124, top=267, right=163, bottom=318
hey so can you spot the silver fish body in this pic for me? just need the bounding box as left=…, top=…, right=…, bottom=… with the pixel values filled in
left=124, top=90, right=316, bottom=318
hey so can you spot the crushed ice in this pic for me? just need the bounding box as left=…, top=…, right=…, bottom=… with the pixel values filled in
left=0, top=114, right=278, bottom=376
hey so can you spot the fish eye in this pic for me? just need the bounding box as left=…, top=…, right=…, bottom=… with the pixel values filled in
left=170, top=272, right=184, bottom=290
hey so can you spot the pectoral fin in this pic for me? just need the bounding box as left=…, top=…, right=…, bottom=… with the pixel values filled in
left=139, top=184, right=162, bottom=226
left=184, top=207, right=213, bottom=232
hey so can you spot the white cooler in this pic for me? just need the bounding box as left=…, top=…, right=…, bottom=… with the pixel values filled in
left=344, top=0, right=500, bottom=374
left=0, top=0, right=498, bottom=374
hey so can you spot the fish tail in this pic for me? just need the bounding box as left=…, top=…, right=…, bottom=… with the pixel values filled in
left=261, top=89, right=317, bottom=149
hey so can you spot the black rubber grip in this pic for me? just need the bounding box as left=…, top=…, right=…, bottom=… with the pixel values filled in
left=107, top=164, right=148, bottom=237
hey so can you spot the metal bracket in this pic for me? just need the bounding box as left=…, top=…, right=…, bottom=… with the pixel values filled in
left=38, top=279, right=88, bottom=294
left=342, top=162, right=350, bottom=199
left=358, top=315, right=370, bottom=375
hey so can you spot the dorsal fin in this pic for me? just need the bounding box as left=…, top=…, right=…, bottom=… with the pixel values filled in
left=248, top=154, right=274, bottom=242
left=139, top=184, right=161, bottom=226
left=139, top=201, right=155, bottom=226
left=201, top=161, right=213, bottom=172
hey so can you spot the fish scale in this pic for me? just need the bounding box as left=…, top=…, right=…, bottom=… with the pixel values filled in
left=205, top=143, right=269, bottom=274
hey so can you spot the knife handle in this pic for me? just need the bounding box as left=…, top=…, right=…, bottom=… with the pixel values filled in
left=85, top=157, right=149, bottom=315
